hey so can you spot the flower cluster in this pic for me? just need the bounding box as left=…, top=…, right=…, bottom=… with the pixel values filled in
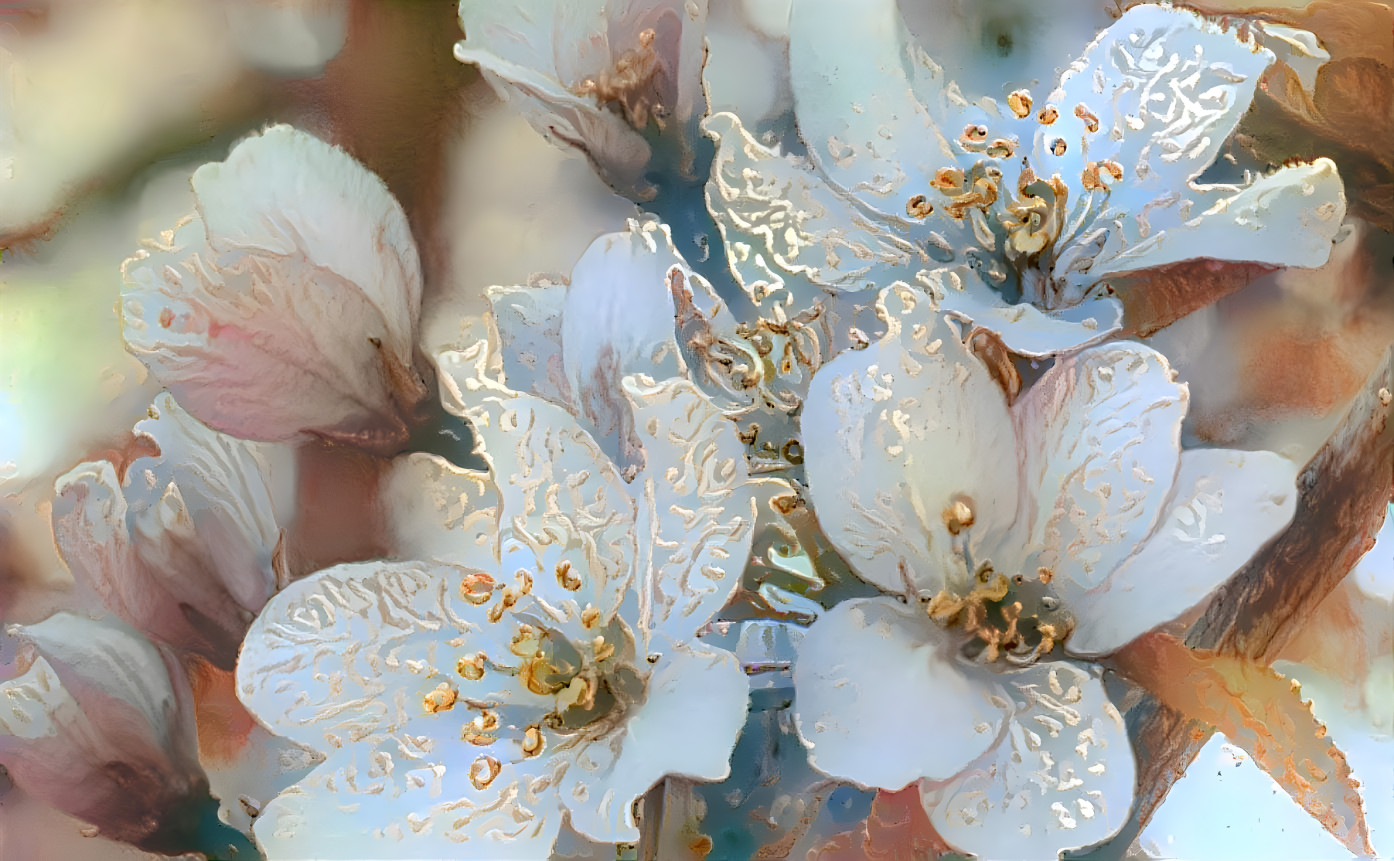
left=1, top=2, right=1388, bottom=860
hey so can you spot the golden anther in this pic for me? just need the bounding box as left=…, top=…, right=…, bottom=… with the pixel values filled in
left=459, top=572, right=495, bottom=606
left=592, top=635, right=615, bottom=663
left=557, top=674, right=598, bottom=713
left=462, top=710, right=500, bottom=746
left=522, top=725, right=545, bottom=758
left=487, top=601, right=506, bottom=624
left=423, top=683, right=457, bottom=714
left=1074, top=104, right=1100, bottom=133
left=931, top=167, right=966, bottom=192
left=468, top=755, right=502, bottom=790
left=580, top=605, right=601, bottom=629
left=926, top=590, right=964, bottom=624
left=555, top=560, right=582, bottom=592
left=905, top=194, right=934, bottom=218
left=1100, top=160, right=1123, bottom=182
left=959, top=124, right=989, bottom=149
left=1037, top=567, right=1054, bottom=585
left=1037, top=105, right=1060, bottom=125
left=986, top=138, right=1015, bottom=159
left=456, top=652, right=486, bottom=681
left=509, top=624, right=542, bottom=658
left=942, top=498, right=975, bottom=535
left=1051, top=138, right=1067, bottom=157
left=1082, top=160, right=1123, bottom=191
left=515, top=571, right=533, bottom=595
left=1007, top=89, right=1033, bottom=118
left=520, top=654, right=565, bottom=696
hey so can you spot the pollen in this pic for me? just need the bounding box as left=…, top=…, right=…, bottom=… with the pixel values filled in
left=906, top=194, right=934, bottom=218
left=1074, top=104, right=1101, bottom=133
left=932, top=167, right=966, bottom=192
left=456, top=652, right=486, bottom=681
left=468, top=755, right=502, bottom=790
left=462, top=710, right=500, bottom=746
left=423, top=682, right=458, bottom=714
left=942, top=498, right=975, bottom=535
left=555, top=560, right=582, bottom=592
left=459, top=572, right=495, bottom=605
left=1007, top=89, right=1033, bottom=118
left=1051, top=138, right=1067, bottom=157
left=1037, top=105, right=1060, bottom=125
left=522, top=725, right=545, bottom=758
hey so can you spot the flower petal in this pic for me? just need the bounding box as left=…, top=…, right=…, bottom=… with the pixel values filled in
left=487, top=281, right=572, bottom=407
left=382, top=452, right=499, bottom=569
left=1066, top=447, right=1299, bottom=657
left=793, top=596, right=1010, bottom=789
left=1007, top=342, right=1188, bottom=590
left=623, top=375, right=756, bottom=645
left=923, top=265, right=1124, bottom=359
left=1352, top=503, right=1393, bottom=604
left=252, top=737, right=566, bottom=859
left=121, top=125, right=424, bottom=448
left=703, top=111, right=925, bottom=308
left=802, top=284, right=1018, bottom=596
left=559, top=638, right=748, bottom=843
left=236, top=561, right=543, bottom=752
left=559, top=221, right=690, bottom=477
left=1087, top=159, right=1347, bottom=284
left=52, top=393, right=289, bottom=669
left=923, top=661, right=1136, bottom=859
left=437, top=358, right=639, bottom=627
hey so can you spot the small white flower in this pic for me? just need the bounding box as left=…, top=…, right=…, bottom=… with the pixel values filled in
left=706, top=3, right=1346, bottom=356
left=792, top=283, right=1299, bottom=857
left=455, top=0, right=709, bottom=200
left=236, top=348, right=758, bottom=858
left=51, top=393, right=292, bottom=669
left=121, top=124, right=426, bottom=449
left=0, top=614, right=205, bottom=847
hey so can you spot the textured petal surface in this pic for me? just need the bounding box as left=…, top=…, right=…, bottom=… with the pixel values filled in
left=487, top=281, right=572, bottom=408
left=793, top=596, right=1010, bottom=789
left=624, top=375, right=756, bottom=645
left=121, top=125, right=424, bottom=446
left=802, top=284, right=1018, bottom=596
left=558, top=638, right=748, bottom=843
left=1007, top=343, right=1187, bottom=590
left=1066, top=448, right=1300, bottom=657
left=438, top=366, right=639, bottom=626
left=52, top=393, right=289, bottom=668
left=382, top=452, right=500, bottom=568
left=924, top=662, right=1136, bottom=859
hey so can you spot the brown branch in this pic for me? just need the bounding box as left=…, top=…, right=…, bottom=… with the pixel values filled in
left=1090, top=347, right=1394, bottom=854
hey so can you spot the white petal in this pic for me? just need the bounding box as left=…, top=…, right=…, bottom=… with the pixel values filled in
left=236, top=561, right=544, bottom=752
left=1066, top=447, right=1299, bottom=657
left=703, top=111, right=925, bottom=307
left=623, top=375, right=756, bottom=645
left=787, top=0, right=971, bottom=226
left=121, top=125, right=424, bottom=447
left=559, top=639, right=748, bottom=843
left=253, top=738, right=566, bottom=860
left=382, top=452, right=499, bottom=569
left=1088, top=160, right=1347, bottom=284
left=435, top=365, right=638, bottom=627
left=792, top=596, right=1010, bottom=788
left=1039, top=5, right=1273, bottom=205
left=487, top=281, right=572, bottom=407
left=925, top=662, right=1136, bottom=859
left=1007, top=343, right=1187, bottom=590
left=52, top=393, right=289, bottom=668
left=560, top=221, right=689, bottom=476
left=924, top=265, right=1124, bottom=358
left=1352, top=504, right=1394, bottom=604
left=802, top=284, right=1019, bottom=596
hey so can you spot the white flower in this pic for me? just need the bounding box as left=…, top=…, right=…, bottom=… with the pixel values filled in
left=236, top=349, right=758, bottom=858
left=455, top=0, right=709, bottom=200
left=121, top=124, right=426, bottom=449
left=792, top=284, right=1299, bottom=857
left=51, top=393, right=292, bottom=669
left=706, top=2, right=1346, bottom=357
left=0, top=614, right=206, bottom=848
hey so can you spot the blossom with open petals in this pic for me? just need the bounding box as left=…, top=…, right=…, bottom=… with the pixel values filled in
left=121, top=124, right=426, bottom=449
left=792, top=284, right=1299, bottom=857
left=51, top=393, right=292, bottom=669
left=236, top=344, right=757, bottom=858
left=0, top=614, right=206, bottom=848
left=455, top=0, right=708, bottom=200
left=706, top=2, right=1345, bottom=357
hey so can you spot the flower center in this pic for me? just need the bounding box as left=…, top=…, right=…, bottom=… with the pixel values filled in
left=573, top=28, right=669, bottom=130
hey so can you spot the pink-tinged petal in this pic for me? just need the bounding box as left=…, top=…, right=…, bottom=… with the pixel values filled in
left=1066, top=448, right=1299, bottom=657
left=437, top=356, right=639, bottom=628
left=923, top=661, right=1136, bottom=858
left=252, top=735, right=568, bottom=859
left=558, top=638, right=748, bottom=843
left=802, top=284, right=1018, bottom=597
left=236, top=561, right=546, bottom=753
left=121, top=125, right=425, bottom=449
left=1007, top=343, right=1187, bottom=590
left=793, top=596, right=1010, bottom=789
left=52, top=393, right=291, bottom=669
left=622, top=376, right=756, bottom=646
left=0, top=614, right=206, bottom=847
